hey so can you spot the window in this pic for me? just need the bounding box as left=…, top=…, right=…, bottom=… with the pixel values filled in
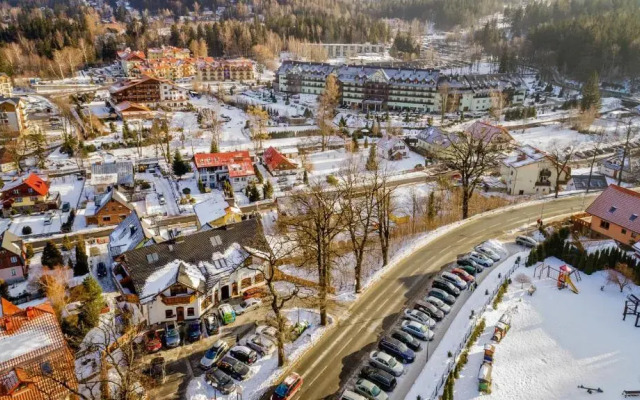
left=103, top=216, right=111, bottom=222
left=40, top=361, right=53, bottom=375
left=631, top=214, right=638, bottom=221
left=599, top=220, right=610, bottom=230
left=11, top=269, right=16, bottom=276
left=165, top=309, right=174, bottom=318
left=609, top=206, right=617, bottom=213
left=10, top=256, right=17, bottom=263
left=187, top=307, right=195, bottom=316
left=622, top=228, right=627, bottom=234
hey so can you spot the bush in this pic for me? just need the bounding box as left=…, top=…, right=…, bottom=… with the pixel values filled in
left=140, top=181, right=151, bottom=190
left=326, top=175, right=338, bottom=186
left=21, top=226, right=32, bottom=235
left=25, top=244, right=34, bottom=259
left=492, top=280, right=509, bottom=309
left=182, top=187, right=191, bottom=195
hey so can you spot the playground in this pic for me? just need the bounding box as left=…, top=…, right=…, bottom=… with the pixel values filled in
left=453, top=256, right=640, bottom=399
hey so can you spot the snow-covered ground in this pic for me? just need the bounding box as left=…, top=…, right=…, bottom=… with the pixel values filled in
left=186, top=308, right=332, bottom=400
left=453, top=256, right=640, bottom=400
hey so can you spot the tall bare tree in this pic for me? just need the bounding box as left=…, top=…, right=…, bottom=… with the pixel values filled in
left=317, top=75, right=340, bottom=151
left=438, top=82, right=450, bottom=123
left=375, top=169, right=395, bottom=266
left=548, top=140, right=574, bottom=198
left=586, top=128, right=607, bottom=193
left=617, top=120, right=637, bottom=186
left=445, top=130, right=502, bottom=219
left=247, top=106, right=269, bottom=152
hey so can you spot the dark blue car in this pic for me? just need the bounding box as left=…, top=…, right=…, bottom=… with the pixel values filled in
left=186, top=320, right=202, bottom=342
left=378, top=337, right=415, bottom=363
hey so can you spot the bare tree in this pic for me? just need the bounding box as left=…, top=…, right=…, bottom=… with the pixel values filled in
left=547, top=140, right=574, bottom=198
left=247, top=106, right=269, bottom=152
left=489, top=89, right=507, bottom=122
left=585, top=128, right=607, bottom=193
left=617, top=120, right=637, bottom=186
left=514, top=273, right=532, bottom=289
left=438, top=82, right=450, bottom=123
left=445, top=131, right=502, bottom=219
left=375, top=169, right=395, bottom=266
left=606, top=263, right=633, bottom=293
left=282, top=180, right=346, bottom=325
left=317, top=75, right=340, bottom=151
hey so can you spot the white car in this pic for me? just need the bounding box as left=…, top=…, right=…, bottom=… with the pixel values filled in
left=233, top=298, right=262, bottom=316
left=369, top=351, right=404, bottom=377
left=403, top=309, right=436, bottom=328
left=200, top=340, right=229, bottom=370
left=245, top=334, right=276, bottom=355
left=441, top=271, right=467, bottom=290
left=425, top=296, right=451, bottom=314
left=515, top=235, right=538, bottom=248
left=256, top=325, right=278, bottom=342
left=469, top=251, right=494, bottom=267
left=354, top=378, right=388, bottom=400
left=475, top=245, right=501, bottom=261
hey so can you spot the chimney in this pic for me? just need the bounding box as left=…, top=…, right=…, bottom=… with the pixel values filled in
left=3, top=317, right=15, bottom=333
left=25, top=307, right=35, bottom=320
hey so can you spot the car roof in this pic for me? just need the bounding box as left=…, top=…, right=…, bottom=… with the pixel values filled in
left=373, top=351, right=392, bottom=362
left=357, top=379, right=376, bottom=390
left=232, top=345, right=253, bottom=354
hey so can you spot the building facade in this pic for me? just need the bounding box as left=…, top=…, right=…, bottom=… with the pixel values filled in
left=307, top=42, right=386, bottom=58
left=262, top=146, right=299, bottom=176
left=0, top=73, right=12, bottom=97
left=585, top=184, right=640, bottom=245
left=109, top=76, right=190, bottom=108
left=196, top=59, right=255, bottom=82
left=276, top=61, right=527, bottom=113
left=0, top=97, right=26, bottom=137
left=85, top=190, right=134, bottom=227
left=500, top=145, right=569, bottom=195
left=0, top=230, right=26, bottom=284
left=0, top=173, right=60, bottom=216
left=193, top=151, right=256, bottom=191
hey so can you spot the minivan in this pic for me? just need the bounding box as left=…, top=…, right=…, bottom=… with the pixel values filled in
left=218, top=304, right=236, bottom=325
left=516, top=235, right=538, bottom=248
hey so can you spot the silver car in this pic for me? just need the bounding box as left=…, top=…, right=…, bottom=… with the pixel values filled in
left=369, top=351, right=403, bottom=377
left=245, top=334, right=276, bottom=355
left=425, top=296, right=451, bottom=314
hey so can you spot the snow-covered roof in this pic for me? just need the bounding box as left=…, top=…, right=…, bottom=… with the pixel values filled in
left=193, top=192, right=234, bottom=227
left=502, top=145, right=549, bottom=168
left=139, top=260, right=206, bottom=302
left=109, top=212, right=155, bottom=258
left=91, top=161, right=134, bottom=186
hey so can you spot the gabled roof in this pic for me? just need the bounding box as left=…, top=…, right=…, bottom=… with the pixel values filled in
left=120, top=218, right=268, bottom=298
left=586, top=185, right=640, bottom=233
left=193, top=151, right=255, bottom=178
left=1, top=173, right=49, bottom=196
left=108, top=212, right=155, bottom=258
left=193, top=192, right=237, bottom=227
left=465, top=121, right=513, bottom=144
left=115, top=101, right=151, bottom=113
left=1, top=230, right=22, bottom=257
left=263, top=147, right=297, bottom=171
left=376, top=136, right=405, bottom=153
left=91, top=161, right=134, bottom=186
left=89, top=190, right=134, bottom=216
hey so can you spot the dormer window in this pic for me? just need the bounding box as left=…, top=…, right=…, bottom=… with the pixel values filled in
left=631, top=214, right=638, bottom=221
left=609, top=206, right=617, bottom=213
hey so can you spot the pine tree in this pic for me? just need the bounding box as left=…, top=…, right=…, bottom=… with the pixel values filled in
left=172, top=150, right=189, bottom=178
left=248, top=183, right=261, bottom=202
left=351, top=135, right=359, bottom=152
left=61, top=235, right=73, bottom=251
left=427, top=191, right=436, bottom=221
left=41, top=241, right=63, bottom=269
left=303, top=170, right=309, bottom=185
left=74, top=240, right=89, bottom=276
left=78, top=277, right=103, bottom=330
left=263, top=181, right=273, bottom=199
left=210, top=137, right=219, bottom=153
left=366, top=144, right=378, bottom=171
left=0, top=279, right=9, bottom=299
left=254, top=165, right=264, bottom=183
left=581, top=71, right=601, bottom=112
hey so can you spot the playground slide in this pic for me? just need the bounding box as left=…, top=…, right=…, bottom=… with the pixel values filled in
left=565, top=275, right=579, bottom=294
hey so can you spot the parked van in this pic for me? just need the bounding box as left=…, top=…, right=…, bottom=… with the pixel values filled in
left=218, top=304, right=236, bottom=325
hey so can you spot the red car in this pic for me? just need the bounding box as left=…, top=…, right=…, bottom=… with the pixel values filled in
left=271, top=372, right=303, bottom=400
left=451, top=268, right=475, bottom=283
left=145, top=330, right=162, bottom=353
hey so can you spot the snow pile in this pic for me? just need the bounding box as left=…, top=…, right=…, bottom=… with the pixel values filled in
left=453, top=257, right=640, bottom=400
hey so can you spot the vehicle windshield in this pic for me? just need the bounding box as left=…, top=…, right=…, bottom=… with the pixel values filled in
left=274, top=383, right=289, bottom=396
left=371, top=385, right=381, bottom=396
left=387, top=357, right=397, bottom=367
left=205, top=349, right=218, bottom=358
left=167, top=329, right=178, bottom=338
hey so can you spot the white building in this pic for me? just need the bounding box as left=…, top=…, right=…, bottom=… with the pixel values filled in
left=376, top=136, right=408, bottom=160
left=500, top=145, right=570, bottom=195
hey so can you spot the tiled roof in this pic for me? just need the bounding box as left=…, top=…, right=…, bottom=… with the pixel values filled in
left=193, top=151, right=255, bottom=178
left=263, top=147, right=297, bottom=171
left=1, top=174, right=49, bottom=196
left=465, top=121, right=513, bottom=144
left=585, top=185, right=640, bottom=233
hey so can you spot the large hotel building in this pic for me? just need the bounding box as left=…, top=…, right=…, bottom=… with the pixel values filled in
left=276, top=61, right=527, bottom=113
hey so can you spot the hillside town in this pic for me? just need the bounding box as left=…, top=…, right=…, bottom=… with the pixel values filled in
left=0, top=1, right=640, bottom=400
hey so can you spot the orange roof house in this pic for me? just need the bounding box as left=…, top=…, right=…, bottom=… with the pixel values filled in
left=262, top=147, right=298, bottom=175
left=0, top=298, right=78, bottom=400
left=585, top=185, right=640, bottom=245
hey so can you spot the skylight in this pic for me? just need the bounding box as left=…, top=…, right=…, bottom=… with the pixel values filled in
left=631, top=214, right=638, bottom=221
left=609, top=206, right=617, bottom=213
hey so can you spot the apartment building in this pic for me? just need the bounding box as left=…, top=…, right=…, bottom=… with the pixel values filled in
left=109, top=75, right=190, bottom=108
left=196, top=59, right=254, bottom=82
left=307, top=42, right=386, bottom=58
left=193, top=151, right=256, bottom=191
left=276, top=61, right=527, bottom=113
left=147, top=45, right=191, bottom=60
left=500, top=145, right=570, bottom=195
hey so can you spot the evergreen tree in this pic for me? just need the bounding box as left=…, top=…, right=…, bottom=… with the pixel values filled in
left=41, top=241, right=63, bottom=269
left=248, top=183, right=261, bottom=202
left=364, top=137, right=369, bottom=149
left=223, top=181, right=233, bottom=197
left=172, top=150, right=189, bottom=178
left=74, top=240, right=89, bottom=276
left=366, top=144, right=378, bottom=171
left=427, top=191, right=436, bottom=221
left=254, top=165, right=264, bottom=183
left=581, top=71, right=601, bottom=112
left=25, top=244, right=34, bottom=260
left=303, top=170, right=309, bottom=185
left=77, top=277, right=103, bottom=330
left=210, top=137, right=219, bottom=153
left=0, top=279, right=9, bottom=299
left=263, top=181, right=274, bottom=199
left=61, top=235, right=73, bottom=251
left=351, top=135, right=359, bottom=152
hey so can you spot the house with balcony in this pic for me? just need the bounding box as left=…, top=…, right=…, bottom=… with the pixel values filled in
left=584, top=185, right=640, bottom=245
left=109, top=75, right=190, bottom=109
left=500, top=145, right=570, bottom=195
left=0, top=97, right=26, bottom=137
left=111, top=218, right=269, bottom=325
left=0, top=173, right=60, bottom=216
left=0, top=229, right=26, bottom=284
left=85, top=190, right=134, bottom=227
left=193, top=151, right=256, bottom=191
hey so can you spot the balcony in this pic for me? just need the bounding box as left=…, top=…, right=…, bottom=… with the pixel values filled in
left=161, top=293, right=196, bottom=305
left=534, top=181, right=551, bottom=187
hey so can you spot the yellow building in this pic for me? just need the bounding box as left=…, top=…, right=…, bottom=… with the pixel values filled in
left=0, top=73, right=12, bottom=97
left=193, top=194, right=243, bottom=229
left=0, top=97, right=26, bottom=137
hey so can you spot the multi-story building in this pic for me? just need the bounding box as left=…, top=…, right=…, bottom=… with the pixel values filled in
left=0, top=97, right=26, bottom=137
left=117, top=48, right=147, bottom=77
left=276, top=61, right=527, bottom=113
left=112, top=218, right=268, bottom=325
left=194, top=151, right=255, bottom=191
left=109, top=75, right=190, bottom=108
left=500, top=145, right=570, bottom=195
left=0, top=173, right=60, bottom=216
left=307, top=42, right=386, bottom=58
left=585, top=184, right=640, bottom=245
left=0, top=229, right=26, bottom=284
left=0, top=73, right=12, bottom=97
left=85, top=190, right=134, bottom=227
left=416, top=121, right=513, bottom=159
left=0, top=299, right=78, bottom=400
left=147, top=45, right=191, bottom=60
left=196, top=59, right=254, bottom=82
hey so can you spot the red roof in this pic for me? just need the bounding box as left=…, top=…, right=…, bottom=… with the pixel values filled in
left=263, top=147, right=297, bottom=171
left=585, top=185, right=640, bottom=233
left=1, top=173, right=49, bottom=196
left=193, top=151, right=255, bottom=178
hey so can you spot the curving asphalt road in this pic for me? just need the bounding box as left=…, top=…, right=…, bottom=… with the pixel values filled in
left=280, top=193, right=598, bottom=400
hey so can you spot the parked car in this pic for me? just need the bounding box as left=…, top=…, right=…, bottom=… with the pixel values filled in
left=424, top=296, right=451, bottom=314
left=369, top=351, right=404, bottom=377
left=469, top=251, right=494, bottom=267
left=413, top=300, right=443, bottom=321
left=378, top=337, right=415, bottom=363
left=229, top=345, right=258, bottom=365
left=204, top=314, right=220, bottom=335
left=200, top=340, right=229, bottom=369
left=271, top=372, right=303, bottom=400
left=186, top=320, right=202, bottom=342
left=43, top=212, right=53, bottom=225
left=218, top=304, right=236, bottom=325
left=97, top=262, right=107, bottom=278
left=150, top=357, right=166, bottom=384
left=475, top=245, right=501, bottom=261
left=233, top=298, right=262, bottom=316
left=428, top=288, right=456, bottom=305
left=432, top=278, right=461, bottom=297
left=341, top=390, right=368, bottom=400
left=440, top=271, right=468, bottom=290
left=256, top=325, right=279, bottom=342
left=217, top=356, right=251, bottom=381
left=457, top=258, right=483, bottom=273
left=163, top=322, right=181, bottom=348
left=205, top=368, right=237, bottom=395
left=144, top=330, right=162, bottom=353
left=246, top=334, right=276, bottom=356
left=158, top=194, right=166, bottom=205
left=61, top=202, right=71, bottom=212
left=516, top=235, right=538, bottom=248
left=354, top=378, right=389, bottom=400
left=401, top=321, right=434, bottom=341
left=359, top=366, right=397, bottom=392
left=450, top=268, right=475, bottom=284
left=403, top=309, right=436, bottom=327
left=391, top=330, right=421, bottom=352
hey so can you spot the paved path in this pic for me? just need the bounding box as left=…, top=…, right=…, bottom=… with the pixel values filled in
left=281, top=193, right=597, bottom=400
